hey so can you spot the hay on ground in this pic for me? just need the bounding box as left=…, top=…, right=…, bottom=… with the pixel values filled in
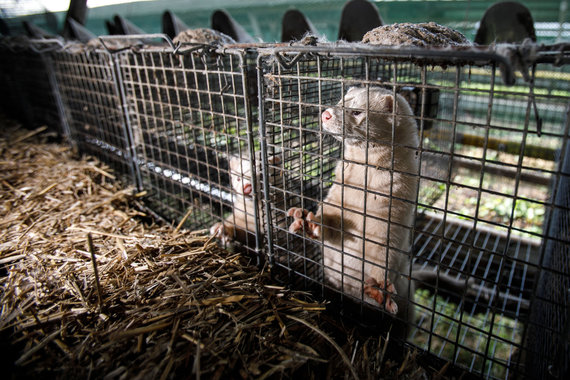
left=0, top=118, right=452, bottom=379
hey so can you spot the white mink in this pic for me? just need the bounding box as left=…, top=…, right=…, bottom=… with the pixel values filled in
left=288, top=87, right=420, bottom=330
left=210, top=153, right=282, bottom=246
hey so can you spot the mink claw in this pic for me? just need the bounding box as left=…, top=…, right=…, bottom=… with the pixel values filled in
left=287, top=209, right=321, bottom=238
left=305, top=212, right=321, bottom=238
left=364, top=278, right=398, bottom=314
left=210, top=222, right=233, bottom=244
left=210, top=222, right=223, bottom=238
left=287, top=207, right=307, bottom=219
left=288, top=219, right=305, bottom=234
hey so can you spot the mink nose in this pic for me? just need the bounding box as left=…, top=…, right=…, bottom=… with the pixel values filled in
left=243, top=183, right=252, bottom=196
left=322, top=110, right=332, bottom=122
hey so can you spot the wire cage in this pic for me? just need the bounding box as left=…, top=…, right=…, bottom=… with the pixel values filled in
left=50, top=43, right=137, bottom=183
left=0, top=38, right=67, bottom=134
left=117, top=43, right=261, bottom=254
left=1, top=35, right=569, bottom=379
left=257, top=44, right=570, bottom=378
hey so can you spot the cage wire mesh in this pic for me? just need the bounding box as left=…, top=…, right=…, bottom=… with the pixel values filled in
left=51, top=43, right=137, bottom=184
left=0, top=38, right=66, bottom=134
left=118, top=44, right=262, bottom=255
left=257, top=45, right=570, bottom=379
left=0, top=35, right=569, bottom=379
left=524, top=96, right=570, bottom=379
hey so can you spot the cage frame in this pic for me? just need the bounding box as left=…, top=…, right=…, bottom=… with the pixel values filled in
left=1, top=35, right=569, bottom=379
left=255, top=42, right=570, bottom=378
left=109, top=38, right=265, bottom=257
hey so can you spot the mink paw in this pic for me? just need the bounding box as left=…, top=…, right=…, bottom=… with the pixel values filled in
left=364, top=278, right=398, bottom=314
left=287, top=207, right=320, bottom=238
left=210, top=222, right=234, bottom=244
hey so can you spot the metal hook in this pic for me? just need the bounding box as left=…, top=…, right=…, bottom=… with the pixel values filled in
left=274, top=51, right=305, bottom=70
left=531, top=92, right=543, bottom=137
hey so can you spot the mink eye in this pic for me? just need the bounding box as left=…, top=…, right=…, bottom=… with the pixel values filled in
left=236, top=178, right=241, bottom=182
left=351, top=110, right=362, bottom=116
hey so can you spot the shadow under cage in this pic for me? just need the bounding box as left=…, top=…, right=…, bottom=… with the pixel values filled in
left=0, top=38, right=67, bottom=135
left=257, top=44, right=570, bottom=379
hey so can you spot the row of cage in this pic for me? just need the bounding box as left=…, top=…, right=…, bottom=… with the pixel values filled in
left=1, top=36, right=569, bottom=379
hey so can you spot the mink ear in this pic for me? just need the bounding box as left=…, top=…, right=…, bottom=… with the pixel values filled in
left=383, top=94, right=394, bottom=113
left=268, top=155, right=282, bottom=165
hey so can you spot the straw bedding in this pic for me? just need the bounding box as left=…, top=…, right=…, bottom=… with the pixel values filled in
left=0, top=117, right=450, bottom=379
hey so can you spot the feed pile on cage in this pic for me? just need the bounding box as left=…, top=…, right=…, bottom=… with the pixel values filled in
left=0, top=121, right=464, bottom=379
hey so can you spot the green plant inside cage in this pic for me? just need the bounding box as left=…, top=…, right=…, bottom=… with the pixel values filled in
left=412, top=289, right=521, bottom=379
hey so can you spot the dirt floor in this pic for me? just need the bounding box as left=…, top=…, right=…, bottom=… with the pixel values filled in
left=0, top=117, right=467, bottom=379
